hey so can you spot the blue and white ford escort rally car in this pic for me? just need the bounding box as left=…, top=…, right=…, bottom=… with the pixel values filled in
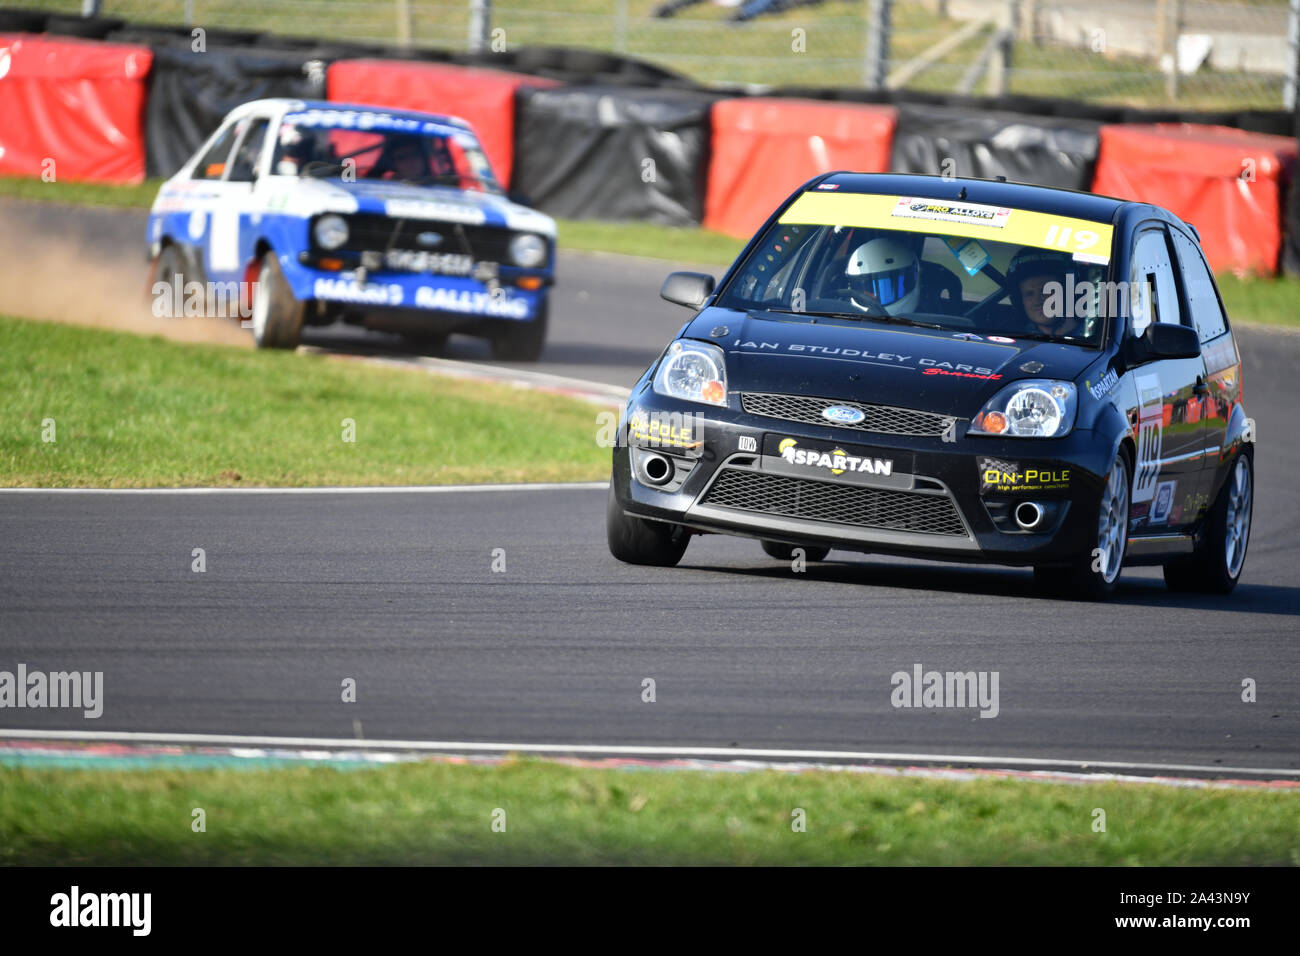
left=147, top=99, right=557, bottom=359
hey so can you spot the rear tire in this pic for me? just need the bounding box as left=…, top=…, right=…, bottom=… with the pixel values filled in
left=606, top=481, right=689, bottom=567
left=489, top=300, right=548, bottom=362
left=250, top=251, right=304, bottom=350
left=1164, top=454, right=1252, bottom=594
left=1033, top=446, right=1131, bottom=601
left=761, top=540, right=830, bottom=563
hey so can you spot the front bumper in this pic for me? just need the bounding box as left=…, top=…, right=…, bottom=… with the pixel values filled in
left=282, top=253, right=549, bottom=323
left=611, top=389, right=1112, bottom=567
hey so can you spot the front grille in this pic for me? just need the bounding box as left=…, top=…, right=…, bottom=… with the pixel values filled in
left=700, top=468, right=967, bottom=537
left=332, top=214, right=518, bottom=261
left=741, top=392, right=956, bottom=437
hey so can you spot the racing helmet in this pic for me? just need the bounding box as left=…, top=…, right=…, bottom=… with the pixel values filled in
left=1007, top=247, right=1076, bottom=328
left=844, top=237, right=920, bottom=315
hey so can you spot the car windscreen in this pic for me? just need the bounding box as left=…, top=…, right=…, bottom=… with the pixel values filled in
left=716, top=192, right=1116, bottom=347
left=271, top=109, right=501, bottom=193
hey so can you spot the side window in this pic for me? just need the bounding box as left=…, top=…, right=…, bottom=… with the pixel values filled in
left=1169, top=228, right=1228, bottom=343
left=1128, top=227, right=1181, bottom=336
left=227, top=119, right=270, bottom=183
left=192, top=124, right=240, bottom=181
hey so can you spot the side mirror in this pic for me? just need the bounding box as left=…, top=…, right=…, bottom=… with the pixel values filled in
left=1137, top=322, right=1201, bottom=361
left=660, top=271, right=715, bottom=310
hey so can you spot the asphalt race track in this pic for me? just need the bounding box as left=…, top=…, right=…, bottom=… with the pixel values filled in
left=1, top=199, right=1298, bottom=774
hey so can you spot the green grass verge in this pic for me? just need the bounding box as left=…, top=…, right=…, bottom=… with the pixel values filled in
left=0, top=315, right=610, bottom=487
left=2, top=175, right=1295, bottom=327
left=2, top=759, right=1297, bottom=865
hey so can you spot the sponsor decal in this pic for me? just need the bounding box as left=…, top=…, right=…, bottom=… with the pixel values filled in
left=987, top=335, right=1015, bottom=344
left=384, top=199, right=486, bottom=224
left=313, top=277, right=404, bottom=305
left=283, top=108, right=468, bottom=140
left=821, top=404, right=866, bottom=425
left=815, top=182, right=840, bottom=190
left=778, top=438, right=892, bottom=476
left=777, top=193, right=1114, bottom=265
left=732, top=341, right=1003, bottom=378
left=1132, top=373, right=1164, bottom=503
left=922, top=367, right=1002, bottom=380
left=737, top=435, right=758, bottom=453
left=1087, top=367, right=1119, bottom=400
left=415, top=231, right=443, bottom=247
left=413, top=286, right=529, bottom=318
left=627, top=408, right=704, bottom=452
left=1150, top=479, right=1176, bottom=525
left=979, top=457, right=1070, bottom=494
left=892, top=197, right=1011, bottom=229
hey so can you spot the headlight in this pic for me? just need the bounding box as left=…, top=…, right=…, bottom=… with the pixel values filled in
left=509, top=233, right=547, bottom=268
left=970, top=379, right=1077, bottom=438
left=652, top=340, right=728, bottom=407
left=313, top=214, right=348, bottom=250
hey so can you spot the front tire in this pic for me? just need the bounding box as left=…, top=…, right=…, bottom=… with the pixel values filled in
left=250, top=251, right=304, bottom=350
left=1034, top=446, right=1131, bottom=601
left=151, top=244, right=187, bottom=317
left=1163, top=453, right=1252, bottom=594
left=489, top=300, right=548, bottom=362
left=606, top=481, right=689, bottom=567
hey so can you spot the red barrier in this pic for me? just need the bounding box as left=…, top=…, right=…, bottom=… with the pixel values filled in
left=326, top=59, right=559, bottom=188
left=0, top=34, right=152, bottom=183
left=704, top=97, right=897, bottom=238
left=1092, top=123, right=1298, bottom=275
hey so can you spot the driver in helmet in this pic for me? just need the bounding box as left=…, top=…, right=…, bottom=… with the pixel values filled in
left=843, top=236, right=920, bottom=315
left=1007, top=248, right=1079, bottom=337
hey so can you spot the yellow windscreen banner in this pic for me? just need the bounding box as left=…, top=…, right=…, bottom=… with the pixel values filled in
left=779, top=192, right=1114, bottom=264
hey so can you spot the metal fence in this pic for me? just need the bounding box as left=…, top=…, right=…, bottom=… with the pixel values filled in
left=14, top=0, right=1300, bottom=109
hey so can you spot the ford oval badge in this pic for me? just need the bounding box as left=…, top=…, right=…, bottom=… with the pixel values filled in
left=821, top=405, right=865, bottom=425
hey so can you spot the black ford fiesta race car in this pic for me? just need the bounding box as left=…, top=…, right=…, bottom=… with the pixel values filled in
left=607, top=173, right=1255, bottom=600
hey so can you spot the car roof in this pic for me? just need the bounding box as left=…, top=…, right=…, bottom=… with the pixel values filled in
left=815, top=172, right=1129, bottom=225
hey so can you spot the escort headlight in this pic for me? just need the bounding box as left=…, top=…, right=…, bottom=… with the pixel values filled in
left=313, top=214, right=348, bottom=251
left=970, top=380, right=1077, bottom=438
left=652, top=340, right=728, bottom=407
left=509, top=233, right=547, bottom=268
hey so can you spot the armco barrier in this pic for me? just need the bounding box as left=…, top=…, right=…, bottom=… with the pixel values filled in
left=327, top=59, right=560, bottom=188
left=1093, top=124, right=1298, bottom=276
left=704, top=97, right=896, bottom=238
left=890, top=103, right=1101, bottom=192
left=512, top=84, right=718, bottom=226
left=143, top=44, right=329, bottom=179
left=0, top=33, right=152, bottom=184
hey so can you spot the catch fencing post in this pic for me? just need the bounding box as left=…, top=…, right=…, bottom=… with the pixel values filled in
left=863, top=0, right=893, bottom=90
left=396, top=0, right=413, bottom=47
left=81, top=0, right=101, bottom=14
left=1286, top=0, right=1299, bottom=113
left=469, top=0, right=492, bottom=54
